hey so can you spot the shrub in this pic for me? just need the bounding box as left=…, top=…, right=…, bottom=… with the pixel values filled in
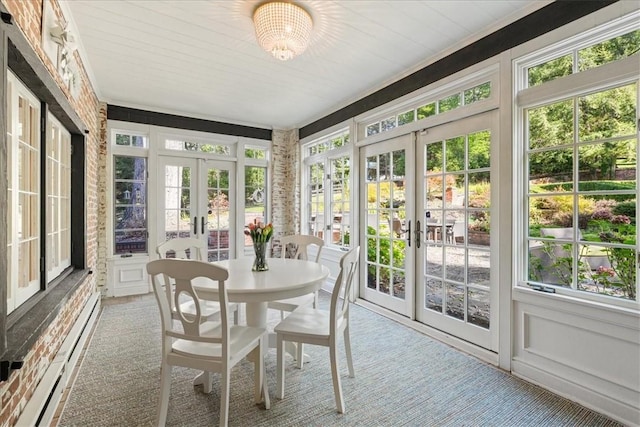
left=552, top=211, right=572, bottom=227
left=592, top=209, right=613, bottom=220
left=577, top=213, right=591, bottom=229
left=468, top=181, right=491, bottom=208
left=613, top=201, right=636, bottom=220
left=594, top=199, right=618, bottom=211
left=612, top=215, right=631, bottom=225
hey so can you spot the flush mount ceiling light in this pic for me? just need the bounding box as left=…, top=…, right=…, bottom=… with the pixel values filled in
left=253, top=2, right=313, bottom=61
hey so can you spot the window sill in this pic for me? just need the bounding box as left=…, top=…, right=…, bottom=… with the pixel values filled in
left=1, top=269, right=90, bottom=381
left=513, top=285, right=640, bottom=323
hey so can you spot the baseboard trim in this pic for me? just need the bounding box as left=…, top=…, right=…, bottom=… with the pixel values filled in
left=355, top=298, right=499, bottom=366
left=512, top=358, right=639, bottom=427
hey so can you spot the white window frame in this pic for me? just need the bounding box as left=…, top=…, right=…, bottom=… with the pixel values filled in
left=46, top=113, right=71, bottom=281
left=241, top=140, right=271, bottom=255
left=513, top=12, right=640, bottom=309
left=110, top=127, right=150, bottom=256
left=302, top=128, right=352, bottom=249
left=356, top=66, right=500, bottom=145
left=158, top=130, right=238, bottom=160
left=6, top=71, right=42, bottom=313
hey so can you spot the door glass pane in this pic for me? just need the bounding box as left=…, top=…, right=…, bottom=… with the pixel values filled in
left=444, top=246, right=465, bottom=283
left=330, top=156, right=350, bottom=247
left=467, top=248, right=490, bottom=287
left=469, top=130, right=490, bottom=169
left=245, top=166, right=267, bottom=249
left=425, top=278, right=443, bottom=313
left=445, top=136, right=464, bottom=172
left=308, top=162, right=324, bottom=238
left=364, top=150, right=406, bottom=299
left=467, top=288, right=490, bottom=329
left=206, top=167, right=230, bottom=262
left=445, top=282, right=464, bottom=320
left=164, top=165, right=192, bottom=241
left=423, top=127, right=492, bottom=331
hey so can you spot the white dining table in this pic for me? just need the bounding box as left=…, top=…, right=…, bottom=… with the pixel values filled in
left=191, top=257, right=330, bottom=392
left=194, top=257, right=330, bottom=330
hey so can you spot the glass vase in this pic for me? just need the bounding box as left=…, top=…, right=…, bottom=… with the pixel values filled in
left=252, top=241, right=269, bottom=271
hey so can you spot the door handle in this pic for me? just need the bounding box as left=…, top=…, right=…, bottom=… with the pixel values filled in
left=201, top=216, right=207, bottom=235
left=406, top=220, right=411, bottom=247
left=415, top=220, right=422, bottom=249
left=193, top=216, right=197, bottom=235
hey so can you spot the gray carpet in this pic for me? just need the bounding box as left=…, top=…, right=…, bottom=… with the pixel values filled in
left=59, top=293, right=621, bottom=427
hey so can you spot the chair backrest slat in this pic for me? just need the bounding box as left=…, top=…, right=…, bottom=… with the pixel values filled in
left=157, top=237, right=207, bottom=261
left=279, top=234, right=324, bottom=263
left=156, top=238, right=208, bottom=313
left=147, top=259, right=230, bottom=351
left=330, top=247, right=360, bottom=331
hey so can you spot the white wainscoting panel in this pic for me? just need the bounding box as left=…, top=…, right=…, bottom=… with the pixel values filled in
left=107, top=256, right=150, bottom=297
left=513, top=288, right=639, bottom=426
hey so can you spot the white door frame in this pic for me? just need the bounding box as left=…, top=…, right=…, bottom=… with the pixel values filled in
left=415, top=110, right=499, bottom=351
left=156, top=155, right=236, bottom=260
left=359, top=134, right=416, bottom=317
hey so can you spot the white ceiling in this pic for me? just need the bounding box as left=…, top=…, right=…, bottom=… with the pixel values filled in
left=63, top=0, right=549, bottom=131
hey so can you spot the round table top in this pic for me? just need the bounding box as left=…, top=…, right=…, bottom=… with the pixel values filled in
left=194, top=257, right=330, bottom=303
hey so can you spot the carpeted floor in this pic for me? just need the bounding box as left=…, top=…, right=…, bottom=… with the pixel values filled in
left=58, top=293, right=622, bottom=427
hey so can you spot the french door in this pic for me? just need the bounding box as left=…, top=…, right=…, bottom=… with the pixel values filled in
left=158, top=156, right=235, bottom=262
left=360, top=135, right=415, bottom=316
left=416, top=111, right=497, bottom=350
left=360, top=111, right=498, bottom=351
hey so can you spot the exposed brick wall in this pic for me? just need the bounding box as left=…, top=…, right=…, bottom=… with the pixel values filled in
left=96, top=102, right=108, bottom=294
left=0, top=0, right=101, bottom=425
left=270, top=129, right=300, bottom=257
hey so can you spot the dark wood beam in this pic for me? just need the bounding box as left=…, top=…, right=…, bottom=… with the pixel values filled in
left=107, top=105, right=273, bottom=141
left=300, top=0, right=617, bottom=139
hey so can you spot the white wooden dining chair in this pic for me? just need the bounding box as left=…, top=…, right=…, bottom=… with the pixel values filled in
left=274, top=246, right=360, bottom=413
left=147, top=258, right=270, bottom=427
left=268, top=234, right=324, bottom=367
left=157, top=237, right=239, bottom=325
left=446, top=221, right=465, bottom=244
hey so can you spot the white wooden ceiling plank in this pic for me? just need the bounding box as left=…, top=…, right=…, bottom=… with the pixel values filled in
left=64, top=0, right=548, bottom=129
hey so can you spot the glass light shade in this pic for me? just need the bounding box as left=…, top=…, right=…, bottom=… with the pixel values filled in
left=253, top=2, right=312, bottom=61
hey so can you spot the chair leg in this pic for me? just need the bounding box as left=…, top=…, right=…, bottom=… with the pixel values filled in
left=260, top=340, right=271, bottom=409
left=233, top=305, right=240, bottom=325
left=344, top=325, right=355, bottom=378
left=157, top=362, right=172, bottom=426
left=253, top=343, right=266, bottom=406
left=220, top=367, right=230, bottom=427
left=295, top=342, right=304, bottom=369
left=329, top=342, right=345, bottom=413
left=202, top=371, right=213, bottom=394
left=276, top=335, right=285, bottom=399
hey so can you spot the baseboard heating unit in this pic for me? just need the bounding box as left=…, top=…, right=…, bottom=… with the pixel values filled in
left=16, top=292, right=101, bottom=427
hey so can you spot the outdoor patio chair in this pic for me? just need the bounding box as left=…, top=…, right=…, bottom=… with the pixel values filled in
left=446, top=221, right=465, bottom=244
